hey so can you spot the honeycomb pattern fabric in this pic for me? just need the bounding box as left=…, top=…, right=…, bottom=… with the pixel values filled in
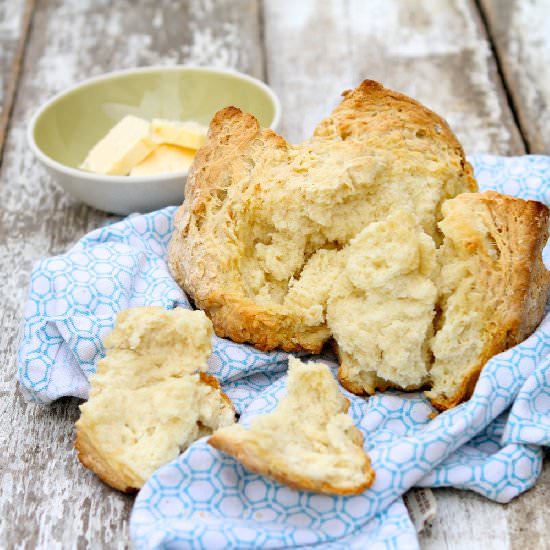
left=17, top=155, right=550, bottom=549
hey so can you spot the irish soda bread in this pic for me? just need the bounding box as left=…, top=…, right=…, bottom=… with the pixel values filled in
left=169, top=80, right=550, bottom=409
left=168, top=80, right=476, bottom=354
left=75, top=307, right=235, bottom=492
left=209, top=356, right=374, bottom=494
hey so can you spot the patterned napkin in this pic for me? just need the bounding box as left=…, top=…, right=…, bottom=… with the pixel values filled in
left=18, top=156, right=550, bottom=549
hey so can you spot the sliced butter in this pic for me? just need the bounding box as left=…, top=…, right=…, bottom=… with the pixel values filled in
left=130, top=144, right=196, bottom=176
left=151, top=119, right=207, bottom=150
left=80, top=115, right=155, bottom=176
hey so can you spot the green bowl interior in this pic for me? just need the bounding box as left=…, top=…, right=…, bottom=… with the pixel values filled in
left=33, top=68, right=277, bottom=169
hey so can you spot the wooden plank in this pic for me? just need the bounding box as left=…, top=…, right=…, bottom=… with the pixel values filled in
left=480, top=0, right=550, bottom=153
left=262, top=0, right=525, bottom=155
left=0, top=0, right=263, bottom=548
left=418, top=489, right=510, bottom=550
left=0, top=0, right=34, bottom=162
left=505, top=457, right=550, bottom=550
left=0, top=0, right=27, bottom=112
left=1, top=1, right=543, bottom=549
left=420, top=461, right=550, bottom=550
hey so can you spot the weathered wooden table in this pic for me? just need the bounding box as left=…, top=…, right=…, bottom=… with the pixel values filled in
left=1, top=1, right=549, bottom=548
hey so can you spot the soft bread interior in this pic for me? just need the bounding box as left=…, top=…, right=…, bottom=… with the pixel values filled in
left=328, top=210, right=437, bottom=394
left=209, top=356, right=374, bottom=495
left=75, top=307, right=235, bottom=492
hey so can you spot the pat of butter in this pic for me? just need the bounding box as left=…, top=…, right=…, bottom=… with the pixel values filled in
left=129, top=144, right=196, bottom=176
left=80, top=115, right=155, bottom=175
left=151, top=119, right=207, bottom=150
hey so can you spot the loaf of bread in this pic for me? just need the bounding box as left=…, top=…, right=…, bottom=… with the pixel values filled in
left=209, top=356, right=374, bottom=494
left=168, top=80, right=476, bottom=355
left=75, top=307, right=235, bottom=492
left=168, top=80, right=550, bottom=409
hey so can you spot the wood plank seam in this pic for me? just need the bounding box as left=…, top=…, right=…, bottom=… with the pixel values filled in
left=258, top=1, right=269, bottom=85
left=0, top=0, right=35, bottom=168
left=475, top=0, right=529, bottom=153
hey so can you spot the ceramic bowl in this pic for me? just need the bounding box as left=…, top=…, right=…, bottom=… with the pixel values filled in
left=28, top=66, right=281, bottom=215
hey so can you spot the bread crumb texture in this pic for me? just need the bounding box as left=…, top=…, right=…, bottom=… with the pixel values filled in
left=209, top=356, right=375, bottom=494
left=75, top=307, right=235, bottom=492
left=169, top=80, right=550, bottom=409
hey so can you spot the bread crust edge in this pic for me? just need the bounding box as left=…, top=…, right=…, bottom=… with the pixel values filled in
left=75, top=372, right=235, bottom=492
left=208, top=429, right=375, bottom=495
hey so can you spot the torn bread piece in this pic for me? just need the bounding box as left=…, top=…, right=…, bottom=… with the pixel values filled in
left=329, top=192, right=549, bottom=409
left=329, top=209, right=437, bottom=395
left=208, top=356, right=374, bottom=495
left=427, top=191, right=550, bottom=409
left=75, top=307, right=235, bottom=492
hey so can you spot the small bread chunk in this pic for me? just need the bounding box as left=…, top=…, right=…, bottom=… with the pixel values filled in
left=329, top=210, right=437, bottom=394
left=208, top=356, right=374, bottom=495
left=427, top=191, right=550, bottom=409
left=75, top=307, right=235, bottom=492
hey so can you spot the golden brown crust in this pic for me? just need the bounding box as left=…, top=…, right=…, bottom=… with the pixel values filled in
left=337, top=368, right=422, bottom=396
left=202, top=293, right=330, bottom=353
left=199, top=372, right=236, bottom=413
left=168, top=80, right=476, bottom=354
left=315, top=80, right=476, bottom=193
left=429, top=368, right=482, bottom=411
left=334, top=338, right=427, bottom=396
left=168, top=107, right=325, bottom=352
left=337, top=367, right=374, bottom=396
left=428, top=191, right=550, bottom=410
left=208, top=429, right=375, bottom=495
left=75, top=421, right=139, bottom=493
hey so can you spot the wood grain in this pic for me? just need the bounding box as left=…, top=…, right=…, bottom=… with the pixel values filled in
left=0, top=1, right=262, bottom=548
left=419, top=488, right=511, bottom=549
left=506, top=453, right=550, bottom=550
left=480, top=0, right=550, bottom=154
left=0, top=0, right=34, bottom=161
left=262, top=0, right=525, bottom=155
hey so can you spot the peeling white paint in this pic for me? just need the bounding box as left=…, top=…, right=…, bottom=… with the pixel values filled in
left=0, top=1, right=539, bottom=548
left=181, top=24, right=242, bottom=68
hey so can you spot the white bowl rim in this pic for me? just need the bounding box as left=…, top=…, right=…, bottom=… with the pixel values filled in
left=27, top=65, right=282, bottom=185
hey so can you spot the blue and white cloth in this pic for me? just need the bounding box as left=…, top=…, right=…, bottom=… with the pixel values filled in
left=18, top=156, right=550, bottom=549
